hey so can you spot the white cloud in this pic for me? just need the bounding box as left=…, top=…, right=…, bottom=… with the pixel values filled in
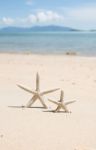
left=26, top=11, right=63, bottom=24
left=0, top=10, right=63, bottom=27
left=2, top=17, right=14, bottom=25
left=27, top=14, right=37, bottom=23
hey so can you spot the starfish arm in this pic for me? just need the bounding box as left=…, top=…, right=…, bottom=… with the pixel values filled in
left=36, top=72, right=40, bottom=91
left=17, top=84, right=36, bottom=94
left=26, top=95, right=37, bottom=107
left=65, top=100, right=76, bottom=105
left=38, top=95, right=48, bottom=108
left=48, top=99, right=59, bottom=105
left=60, top=90, right=64, bottom=102
left=41, top=88, right=60, bottom=95
left=54, top=105, right=61, bottom=112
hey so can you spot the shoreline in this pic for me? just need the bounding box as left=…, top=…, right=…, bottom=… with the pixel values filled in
left=0, top=51, right=96, bottom=57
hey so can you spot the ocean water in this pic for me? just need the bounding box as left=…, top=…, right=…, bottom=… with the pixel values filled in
left=0, top=32, right=96, bottom=56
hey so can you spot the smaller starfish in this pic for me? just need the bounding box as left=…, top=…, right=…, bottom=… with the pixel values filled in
left=17, top=73, right=59, bottom=108
left=48, top=90, right=76, bottom=113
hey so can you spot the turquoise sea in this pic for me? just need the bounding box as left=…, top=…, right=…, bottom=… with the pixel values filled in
left=0, top=32, right=96, bottom=56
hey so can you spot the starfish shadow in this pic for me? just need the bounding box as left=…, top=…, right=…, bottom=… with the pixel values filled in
left=43, top=110, right=70, bottom=113
left=8, top=106, right=45, bottom=109
left=8, top=106, right=25, bottom=108
left=29, top=106, right=46, bottom=109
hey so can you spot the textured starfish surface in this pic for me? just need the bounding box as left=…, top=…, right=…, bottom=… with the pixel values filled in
left=17, top=73, right=59, bottom=108
left=48, top=90, right=76, bottom=112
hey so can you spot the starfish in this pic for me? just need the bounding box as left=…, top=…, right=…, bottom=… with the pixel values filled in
left=17, top=73, right=59, bottom=108
left=48, top=90, right=76, bottom=113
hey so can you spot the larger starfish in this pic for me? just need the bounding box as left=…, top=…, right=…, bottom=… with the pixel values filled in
left=17, top=73, right=59, bottom=108
left=48, top=90, right=76, bottom=113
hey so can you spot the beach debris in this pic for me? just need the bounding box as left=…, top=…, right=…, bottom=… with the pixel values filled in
left=48, top=90, right=76, bottom=113
left=17, top=73, right=59, bottom=108
left=65, top=51, right=77, bottom=55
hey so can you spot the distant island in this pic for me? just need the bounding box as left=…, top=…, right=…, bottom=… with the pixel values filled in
left=0, top=25, right=80, bottom=33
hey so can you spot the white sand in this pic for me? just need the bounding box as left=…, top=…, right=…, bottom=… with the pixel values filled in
left=0, top=53, right=96, bottom=150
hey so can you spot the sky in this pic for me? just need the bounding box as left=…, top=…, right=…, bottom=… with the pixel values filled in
left=0, top=0, right=96, bottom=29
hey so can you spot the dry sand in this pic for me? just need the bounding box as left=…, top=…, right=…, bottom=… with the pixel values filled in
left=0, top=53, right=96, bottom=150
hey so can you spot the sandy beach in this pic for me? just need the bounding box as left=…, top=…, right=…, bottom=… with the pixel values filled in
left=0, top=53, right=96, bottom=150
